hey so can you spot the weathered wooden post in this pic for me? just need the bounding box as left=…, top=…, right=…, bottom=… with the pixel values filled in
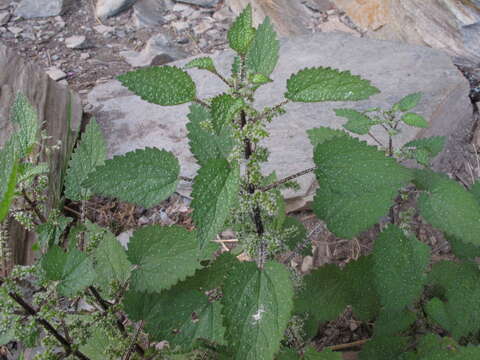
left=0, top=44, right=82, bottom=266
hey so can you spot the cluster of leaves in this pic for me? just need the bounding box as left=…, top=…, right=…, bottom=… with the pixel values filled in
left=1, top=5, right=480, bottom=360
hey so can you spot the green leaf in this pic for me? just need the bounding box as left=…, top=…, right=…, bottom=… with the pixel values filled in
left=426, top=261, right=480, bottom=339
left=36, top=215, right=72, bottom=249
left=10, top=93, right=38, bottom=158
left=186, top=104, right=233, bottom=166
left=403, top=137, right=445, bottom=158
left=17, top=162, right=48, bottom=183
left=124, top=263, right=229, bottom=349
left=93, top=232, right=131, bottom=292
left=344, top=255, right=380, bottom=320
left=283, top=217, right=310, bottom=256
left=192, top=159, right=240, bottom=249
left=359, top=336, right=407, bottom=360
left=0, top=141, right=18, bottom=222
left=118, top=66, right=196, bottom=106
left=334, top=108, right=374, bottom=135
left=246, top=16, right=279, bottom=77
left=80, top=328, right=110, bottom=360
left=373, top=309, right=417, bottom=337
left=222, top=261, right=293, bottom=360
left=313, top=136, right=412, bottom=238
left=401, top=113, right=429, bottom=128
left=250, top=73, right=273, bottom=85
left=414, top=334, right=480, bottom=360
left=417, top=176, right=480, bottom=246
left=227, top=4, right=256, bottom=55
left=185, top=57, right=217, bottom=73
left=65, top=119, right=107, bottom=201
left=126, top=225, right=201, bottom=292
left=403, top=136, right=445, bottom=166
left=304, top=347, right=342, bottom=360
left=84, top=148, right=179, bottom=208
left=306, top=127, right=347, bottom=148
left=276, top=348, right=299, bottom=360
left=211, top=94, right=244, bottom=135
left=295, top=256, right=380, bottom=323
left=470, top=180, right=480, bottom=205
left=41, top=246, right=96, bottom=297
left=373, top=225, right=430, bottom=311
left=446, top=234, right=480, bottom=260
left=285, top=67, right=380, bottom=103
left=295, top=264, right=346, bottom=323
left=394, top=92, right=422, bottom=112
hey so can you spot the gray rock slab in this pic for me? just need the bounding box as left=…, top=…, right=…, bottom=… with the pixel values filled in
left=120, top=33, right=188, bottom=67
left=0, top=10, right=10, bottom=26
left=174, top=0, right=220, bottom=7
left=87, top=32, right=473, bottom=212
left=96, top=0, right=137, bottom=19
left=132, top=0, right=167, bottom=27
left=14, top=0, right=66, bottom=18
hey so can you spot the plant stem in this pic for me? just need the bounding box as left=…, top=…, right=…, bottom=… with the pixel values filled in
left=88, top=286, right=146, bottom=357
left=193, top=98, right=210, bottom=108
left=252, top=99, right=290, bottom=123
left=179, top=175, right=193, bottom=182
left=259, top=167, right=315, bottom=192
left=368, top=132, right=384, bottom=148
left=0, top=280, right=90, bottom=360
left=238, top=55, right=267, bottom=269
left=212, top=70, right=232, bottom=88
left=326, top=338, right=369, bottom=351
left=22, top=189, right=47, bottom=224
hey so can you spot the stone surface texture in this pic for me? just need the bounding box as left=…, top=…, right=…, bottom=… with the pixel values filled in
left=87, top=32, right=472, bottom=212
left=332, top=0, right=480, bottom=66
left=0, top=43, right=82, bottom=264
left=229, top=0, right=333, bottom=35
left=132, top=0, right=167, bottom=27
left=15, top=0, right=67, bottom=18
left=96, top=0, right=137, bottom=19
left=120, top=33, right=188, bottom=67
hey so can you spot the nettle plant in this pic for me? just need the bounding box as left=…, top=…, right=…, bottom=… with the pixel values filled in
left=2, top=5, right=480, bottom=360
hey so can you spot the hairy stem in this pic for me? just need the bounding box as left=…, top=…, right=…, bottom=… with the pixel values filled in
left=368, top=132, right=384, bottom=148
left=22, top=189, right=47, bottom=224
left=212, top=70, right=232, bottom=88
left=0, top=280, right=90, bottom=360
left=193, top=97, right=210, bottom=109
left=88, top=286, right=145, bottom=357
left=259, top=167, right=315, bottom=192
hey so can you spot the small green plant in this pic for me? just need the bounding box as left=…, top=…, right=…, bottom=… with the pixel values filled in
left=2, top=5, right=480, bottom=360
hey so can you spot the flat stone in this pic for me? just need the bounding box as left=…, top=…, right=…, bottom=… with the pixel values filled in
left=46, top=66, right=67, bottom=81
left=172, top=3, right=194, bottom=16
left=8, top=26, right=22, bottom=36
left=171, top=20, right=189, bottom=32
left=65, top=35, right=90, bottom=49
left=331, top=0, right=480, bottom=66
left=120, top=33, right=188, bottom=67
left=174, top=0, right=219, bottom=8
left=133, top=0, right=167, bottom=27
left=0, top=0, right=10, bottom=10
left=87, top=33, right=472, bottom=212
left=15, top=0, right=66, bottom=18
left=96, top=0, right=137, bottom=19
left=94, top=24, right=115, bottom=35
left=0, top=10, right=10, bottom=25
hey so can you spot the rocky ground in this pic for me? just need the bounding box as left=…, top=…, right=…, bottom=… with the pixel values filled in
left=1, top=0, right=480, bottom=358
